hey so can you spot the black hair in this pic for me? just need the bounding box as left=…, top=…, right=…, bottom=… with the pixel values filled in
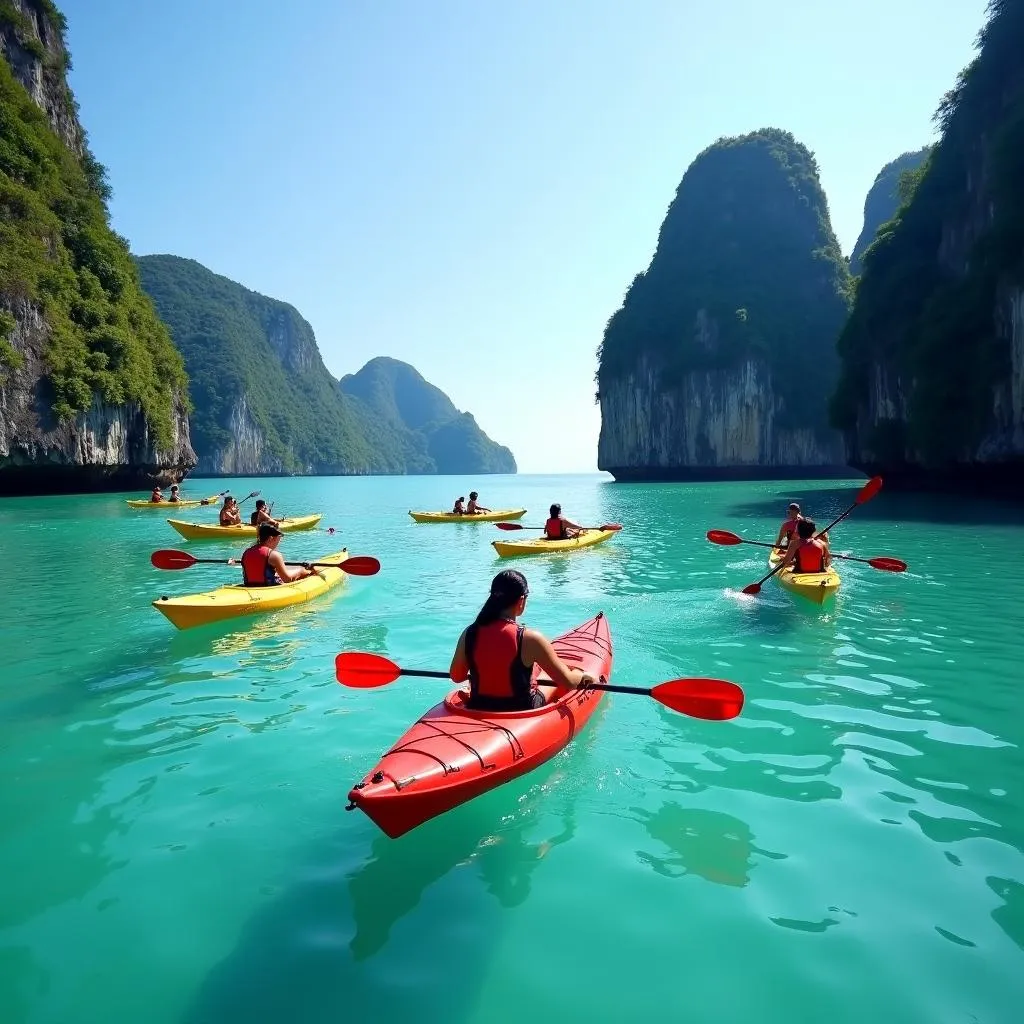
left=474, top=570, right=528, bottom=626
left=796, top=519, right=815, bottom=539
left=788, top=503, right=800, bottom=512
left=255, top=499, right=266, bottom=508
left=457, top=496, right=465, bottom=502
left=469, top=491, right=478, bottom=500
left=549, top=503, right=561, bottom=518
left=258, top=523, right=281, bottom=543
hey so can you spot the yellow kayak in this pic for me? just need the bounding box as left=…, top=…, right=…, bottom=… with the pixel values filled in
left=409, top=508, right=527, bottom=523
left=769, top=547, right=841, bottom=604
left=492, top=528, right=618, bottom=558
left=166, top=514, right=323, bottom=540
left=153, top=548, right=349, bottom=629
left=126, top=495, right=220, bottom=509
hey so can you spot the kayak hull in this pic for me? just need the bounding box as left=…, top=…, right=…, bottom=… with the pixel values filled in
left=166, top=514, right=323, bottom=540
left=127, top=495, right=220, bottom=509
left=769, top=548, right=841, bottom=604
left=409, top=508, right=527, bottom=523
left=347, top=612, right=612, bottom=838
left=492, top=528, right=617, bottom=557
left=152, top=548, right=349, bottom=629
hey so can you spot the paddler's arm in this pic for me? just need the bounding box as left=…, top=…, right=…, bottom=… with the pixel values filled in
left=267, top=550, right=313, bottom=583
left=522, top=630, right=595, bottom=689
left=449, top=629, right=469, bottom=683
left=778, top=542, right=799, bottom=569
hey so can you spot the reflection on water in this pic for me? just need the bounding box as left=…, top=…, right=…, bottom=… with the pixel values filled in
left=633, top=803, right=777, bottom=887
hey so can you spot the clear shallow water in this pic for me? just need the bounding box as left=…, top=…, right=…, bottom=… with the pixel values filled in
left=2, top=473, right=1024, bottom=1024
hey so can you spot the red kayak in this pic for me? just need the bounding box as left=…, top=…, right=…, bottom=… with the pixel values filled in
left=346, top=612, right=612, bottom=839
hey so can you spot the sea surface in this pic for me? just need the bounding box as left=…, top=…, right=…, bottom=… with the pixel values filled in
left=2, top=473, right=1023, bottom=1024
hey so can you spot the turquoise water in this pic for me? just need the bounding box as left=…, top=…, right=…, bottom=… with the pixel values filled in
left=2, top=473, right=1024, bottom=1024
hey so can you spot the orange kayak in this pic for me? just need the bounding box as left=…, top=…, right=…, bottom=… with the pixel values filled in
left=346, top=612, right=612, bottom=838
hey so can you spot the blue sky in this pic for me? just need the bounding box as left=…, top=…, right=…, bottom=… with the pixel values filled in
left=60, top=0, right=989, bottom=473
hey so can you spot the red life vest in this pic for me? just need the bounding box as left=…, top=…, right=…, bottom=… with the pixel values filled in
left=241, top=544, right=279, bottom=586
left=545, top=517, right=564, bottom=540
left=465, top=619, right=535, bottom=711
left=150, top=490, right=162, bottom=502
left=795, top=539, right=826, bottom=573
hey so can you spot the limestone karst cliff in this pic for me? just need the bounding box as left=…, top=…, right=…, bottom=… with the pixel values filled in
left=137, top=257, right=516, bottom=476
left=849, top=148, right=932, bottom=275
left=0, top=0, right=195, bottom=495
left=831, top=0, right=1024, bottom=493
left=596, top=128, right=852, bottom=480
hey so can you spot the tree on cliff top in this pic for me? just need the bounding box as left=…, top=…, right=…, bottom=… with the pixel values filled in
left=831, top=0, right=1024, bottom=466
left=848, top=148, right=933, bottom=275
left=0, top=1, right=187, bottom=446
left=596, top=128, right=851, bottom=432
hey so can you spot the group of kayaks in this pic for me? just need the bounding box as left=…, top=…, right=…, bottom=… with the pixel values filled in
left=407, top=507, right=621, bottom=558
left=128, top=495, right=338, bottom=630
left=128, top=483, right=881, bottom=842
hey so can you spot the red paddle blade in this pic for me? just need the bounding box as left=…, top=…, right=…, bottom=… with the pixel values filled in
left=339, top=556, right=381, bottom=576
left=599, top=523, right=623, bottom=531
left=741, top=583, right=762, bottom=595
left=856, top=476, right=883, bottom=503
left=334, top=652, right=401, bottom=687
left=495, top=522, right=525, bottom=530
left=151, top=549, right=198, bottom=570
left=869, top=556, right=907, bottom=572
left=652, top=679, right=744, bottom=720
left=707, top=529, right=743, bottom=546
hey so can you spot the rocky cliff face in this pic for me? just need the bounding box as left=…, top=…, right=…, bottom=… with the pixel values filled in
left=832, top=0, right=1024, bottom=493
left=598, top=357, right=842, bottom=480
left=0, top=0, right=195, bottom=496
left=596, top=128, right=851, bottom=481
left=848, top=147, right=932, bottom=275
left=0, top=296, right=192, bottom=493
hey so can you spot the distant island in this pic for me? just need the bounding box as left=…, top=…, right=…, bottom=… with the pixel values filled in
left=136, top=256, right=516, bottom=478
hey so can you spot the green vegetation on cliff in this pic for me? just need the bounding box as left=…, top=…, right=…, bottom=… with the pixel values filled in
left=137, top=257, right=516, bottom=474
left=0, top=3, right=186, bottom=446
left=596, top=128, right=851, bottom=432
left=848, top=147, right=932, bottom=274
left=831, top=0, right=1024, bottom=466
left=339, top=357, right=517, bottom=474
left=136, top=256, right=405, bottom=472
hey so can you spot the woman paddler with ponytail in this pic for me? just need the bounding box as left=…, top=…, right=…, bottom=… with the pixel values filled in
left=449, top=570, right=596, bottom=711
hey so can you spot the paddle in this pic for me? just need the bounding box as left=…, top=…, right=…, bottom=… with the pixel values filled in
left=151, top=549, right=380, bottom=575
left=706, top=530, right=906, bottom=573
left=333, top=652, right=743, bottom=721
left=495, top=522, right=623, bottom=532
left=237, top=490, right=260, bottom=507
left=198, top=490, right=230, bottom=506
left=741, top=476, right=884, bottom=595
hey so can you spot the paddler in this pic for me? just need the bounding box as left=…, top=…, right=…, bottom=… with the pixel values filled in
left=452, top=496, right=466, bottom=515
left=239, top=524, right=317, bottom=586
left=449, top=570, right=595, bottom=710
left=777, top=519, right=832, bottom=574
left=168, top=484, right=181, bottom=503
left=149, top=486, right=164, bottom=503
left=466, top=491, right=491, bottom=514
left=249, top=499, right=280, bottom=528
left=544, top=503, right=584, bottom=540
left=773, top=503, right=803, bottom=550
left=219, top=495, right=241, bottom=526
